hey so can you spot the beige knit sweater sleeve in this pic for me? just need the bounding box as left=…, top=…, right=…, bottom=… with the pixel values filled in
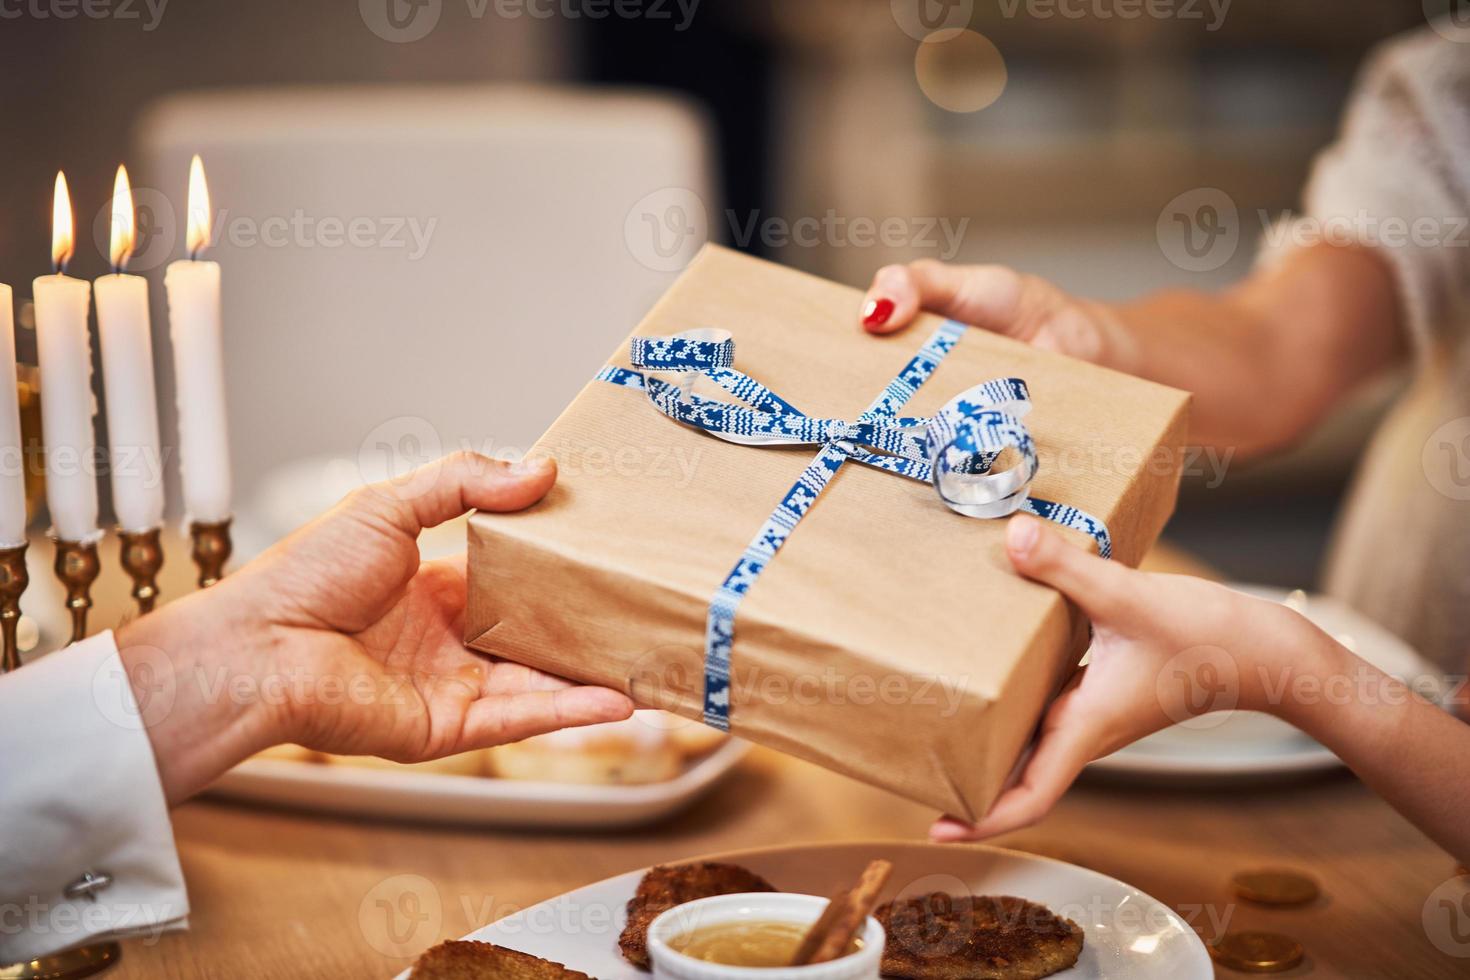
left=1292, top=20, right=1470, bottom=352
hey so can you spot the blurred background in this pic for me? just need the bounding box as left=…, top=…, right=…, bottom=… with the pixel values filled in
left=0, top=0, right=1449, bottom=585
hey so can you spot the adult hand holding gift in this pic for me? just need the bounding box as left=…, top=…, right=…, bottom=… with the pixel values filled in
left=926, top=514, right=1470, bottom=866
left=120, top=451, right=634, bottom=804
left=0, top=452, right=633, bottom=962
left=866, top=248, right=1470, bottom=862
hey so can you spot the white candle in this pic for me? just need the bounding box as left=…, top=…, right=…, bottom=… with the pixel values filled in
left=164, top=156, right=231, bottom=524
left=34, top=172, right=101, bottom=544
left=96, top=165, right=165, bottom=533
left=0, top=284, right=28, bottom=547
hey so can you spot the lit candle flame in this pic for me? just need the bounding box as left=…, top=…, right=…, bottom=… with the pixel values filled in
left=110, top=164, right=136, bottom=273
left=51, top=171, right=74, bottom=273
left=186, top=155, right=211, bottom=260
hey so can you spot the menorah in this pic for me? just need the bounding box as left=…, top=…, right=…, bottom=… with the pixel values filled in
left=0, top=520, right=231, bottom=667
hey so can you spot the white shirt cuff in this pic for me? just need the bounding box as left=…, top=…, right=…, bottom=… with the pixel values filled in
left=0, top=631, right=189, bottom=963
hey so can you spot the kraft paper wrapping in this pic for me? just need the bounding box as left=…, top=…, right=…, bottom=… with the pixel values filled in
left=467, top=246, right=1190, bottom=820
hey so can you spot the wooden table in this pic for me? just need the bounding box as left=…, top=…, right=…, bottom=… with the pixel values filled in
left=31, top=538, right=1465, bottom=978
left=101, top=749, right=1459, bottom=979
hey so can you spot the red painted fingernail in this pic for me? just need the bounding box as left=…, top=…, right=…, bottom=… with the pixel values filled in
left=862, top=297, right=895, bottom=329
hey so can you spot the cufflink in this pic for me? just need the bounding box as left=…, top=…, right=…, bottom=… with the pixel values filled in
left=63, top=869, right=113, bottom=902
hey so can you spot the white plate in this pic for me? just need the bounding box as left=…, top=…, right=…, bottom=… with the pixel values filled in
left=1088, top=584, right=1443, bottom=783
left=207, top=738, right=749, bottom=828
left=395, top=841, right=1210, bottom=979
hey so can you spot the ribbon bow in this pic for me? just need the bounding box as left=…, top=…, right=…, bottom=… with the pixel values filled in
left=597, top=322, right=1110, bottom=730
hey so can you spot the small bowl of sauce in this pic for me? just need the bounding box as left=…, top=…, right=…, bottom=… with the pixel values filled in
left=647, top=893, right=884, bottom=979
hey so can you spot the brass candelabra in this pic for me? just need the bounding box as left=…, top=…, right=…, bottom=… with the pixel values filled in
left=52, top=537, right=101, bottom=645
left=189, top=519, right=232, bottom=589
left=0, top=544, right=27, bottom=674
left=118, top=528, right=163, bottom=615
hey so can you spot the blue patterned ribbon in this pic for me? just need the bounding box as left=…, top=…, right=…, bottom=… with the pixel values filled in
left=596, top=322, right=1111, bottom=731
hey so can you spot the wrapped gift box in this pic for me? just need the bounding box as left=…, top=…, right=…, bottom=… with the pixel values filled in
left=467, top=246, right=1190, bottom=819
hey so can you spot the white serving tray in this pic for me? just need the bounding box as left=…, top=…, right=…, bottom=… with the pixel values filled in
left=207, top=738, right=749, bottom=828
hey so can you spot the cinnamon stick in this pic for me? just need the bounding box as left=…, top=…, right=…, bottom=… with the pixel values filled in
left=791, top=859, right=893, bottom=965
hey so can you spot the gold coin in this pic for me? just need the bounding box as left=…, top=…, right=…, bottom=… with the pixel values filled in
left=1231, top=869, right=1320, bottom=906
left=1209, top=931, right=1305, bottom=973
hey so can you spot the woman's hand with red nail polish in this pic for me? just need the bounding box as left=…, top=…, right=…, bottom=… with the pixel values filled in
left=858, top=260, right=1122, bottom=366
left=861, top=297, right=895, bottom=331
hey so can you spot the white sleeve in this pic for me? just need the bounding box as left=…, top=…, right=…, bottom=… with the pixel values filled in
left=0, top=631, right=189, bottom=963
